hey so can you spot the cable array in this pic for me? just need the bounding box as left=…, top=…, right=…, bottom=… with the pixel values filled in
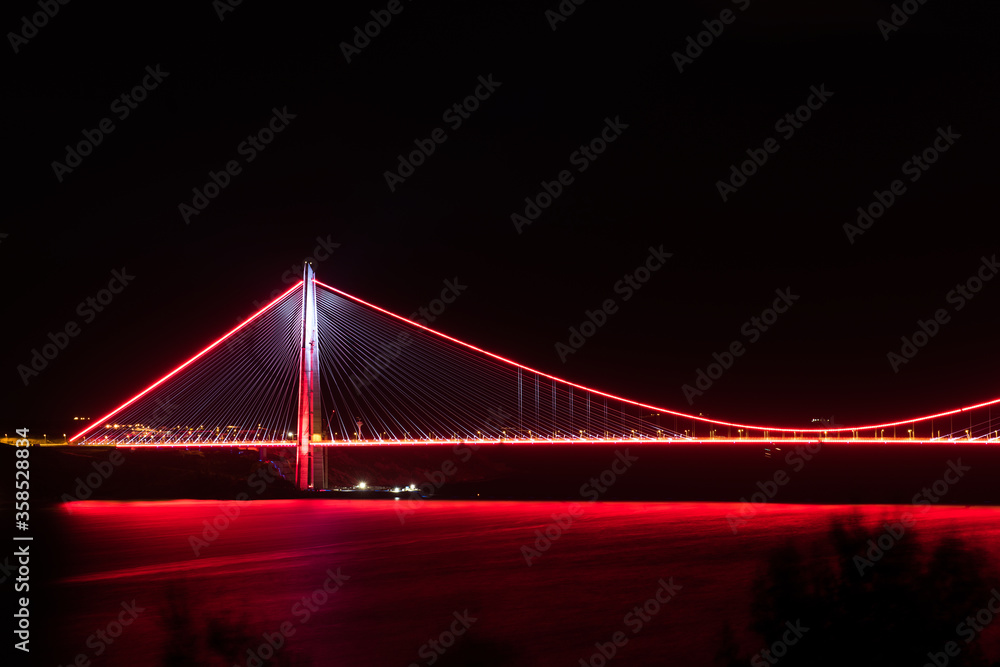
left=78, top=286, right=302, bottom=445
left=71, top=278, right=998, bottom=445
left=315, top=285, right=683, bottom=442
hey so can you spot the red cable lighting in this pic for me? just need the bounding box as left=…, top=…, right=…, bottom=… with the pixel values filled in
left=69, top=278, right=999, bottom=443
left=314, top=280, right=1000, bottom=436
left=69, top=282, right=303, bottom=442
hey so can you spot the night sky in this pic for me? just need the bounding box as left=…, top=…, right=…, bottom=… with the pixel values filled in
left=4, top=0, right=998, bottom=436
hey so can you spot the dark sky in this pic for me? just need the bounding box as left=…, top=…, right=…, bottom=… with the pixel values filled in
left=4, top=0, right=998, bottom=436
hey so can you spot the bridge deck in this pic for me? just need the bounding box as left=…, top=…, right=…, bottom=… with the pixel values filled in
left=78, top=437, right=999, bottom=448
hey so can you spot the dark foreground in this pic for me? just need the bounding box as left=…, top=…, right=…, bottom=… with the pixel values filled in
left=7, top=445, right=1000, bottom=665
left=23, top=499, right=1000, bottom=666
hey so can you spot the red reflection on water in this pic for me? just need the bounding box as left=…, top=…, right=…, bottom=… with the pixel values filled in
left=52, top=501, right=1000, bottom=666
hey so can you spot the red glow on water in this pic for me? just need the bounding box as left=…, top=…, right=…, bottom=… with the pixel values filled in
left=51, top=499, right=1000, bottom=665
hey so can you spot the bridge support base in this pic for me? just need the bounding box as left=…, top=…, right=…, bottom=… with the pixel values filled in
left=313, top=446, right=327, bottom=489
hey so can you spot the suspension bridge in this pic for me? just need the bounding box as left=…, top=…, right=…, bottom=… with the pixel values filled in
left=68, top=264, right=1000, bottom=490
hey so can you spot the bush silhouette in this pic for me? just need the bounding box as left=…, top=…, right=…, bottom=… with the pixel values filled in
left=717, top=514, right=1000, bottom=666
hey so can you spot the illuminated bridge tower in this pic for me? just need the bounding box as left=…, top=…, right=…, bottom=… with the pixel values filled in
left=296, top=262, right=327, bottom=490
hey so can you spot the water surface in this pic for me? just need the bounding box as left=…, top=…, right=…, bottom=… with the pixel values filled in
left=53, top=500, right=1000, bottom=665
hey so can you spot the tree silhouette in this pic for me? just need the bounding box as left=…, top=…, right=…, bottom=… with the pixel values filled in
left=718, top=514, right=1000, bottom=666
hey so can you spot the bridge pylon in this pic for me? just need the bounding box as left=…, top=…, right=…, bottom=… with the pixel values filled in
left=295, top=262, right=326, bottom=490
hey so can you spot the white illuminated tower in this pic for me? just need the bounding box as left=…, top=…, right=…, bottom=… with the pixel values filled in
left=296, top=262, right=326, bottom=489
